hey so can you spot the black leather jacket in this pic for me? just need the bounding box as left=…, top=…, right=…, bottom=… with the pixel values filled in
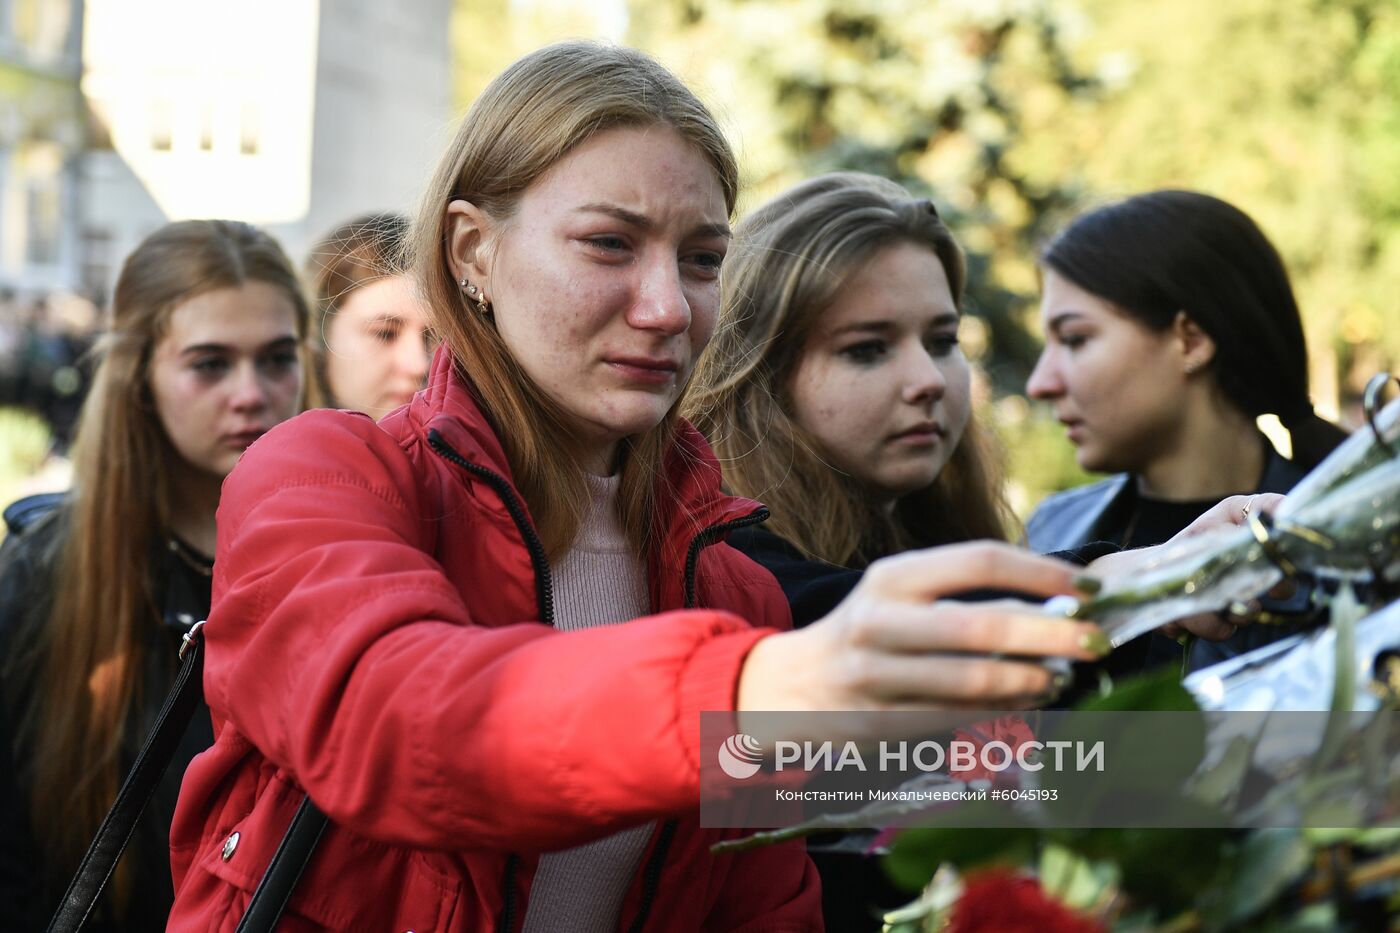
left=1023, top=449, right=1312, bottom=671
left=0, top=494, right=213, bottom=933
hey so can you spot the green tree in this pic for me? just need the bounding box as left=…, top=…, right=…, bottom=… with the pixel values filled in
left=1017, top=0, right=1400, bottom=408
left=452, top=0, right=622, bottom=111
left=451, top=1, right=1400, bottom=504
left=630, top=0, right=1105, bottom=396
left=628, top=0, right=1107, bottom=505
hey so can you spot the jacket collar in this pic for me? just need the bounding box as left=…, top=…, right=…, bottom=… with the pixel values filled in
left=1258, top=446, right=1308, bottom=494
left=1049, top=473, right=1130, bottom=551
left=1029, top=440, right=1308, bottom=552
left=410, top=345, right=515, bottom=478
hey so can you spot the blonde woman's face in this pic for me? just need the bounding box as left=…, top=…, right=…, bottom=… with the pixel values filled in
left=323, top=274, right=433, bottom=417
left=461, top=125, right=729, bottom=473
left=147, top=282, right=303, bottom=478
left=788, top=241, right=971, bottom=504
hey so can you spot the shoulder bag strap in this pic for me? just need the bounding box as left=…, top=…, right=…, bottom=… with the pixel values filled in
left=46, top=622, right=328, bottom=933
left=233, top=795, right=328, bottom=932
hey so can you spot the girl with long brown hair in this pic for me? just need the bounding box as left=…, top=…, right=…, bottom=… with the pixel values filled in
left=688, top=171, right=1030, bottom=930
left=166, top=43, right=1111, bottom=931
left=0, top=219, right=309, bottom=931
left=689, top=172, right=1016, bottom=627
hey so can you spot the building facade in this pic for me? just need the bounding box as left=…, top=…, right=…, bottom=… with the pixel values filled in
left=0, top=0, right=84, bottom=296
left=17, top=0, right=453, bottom=303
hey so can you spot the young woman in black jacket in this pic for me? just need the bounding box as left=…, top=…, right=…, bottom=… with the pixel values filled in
left=1024, top=190, right=1348, bottom=671
left=0, top=220, right=309, bottom=931
left=687, top=172, right=1096, bottom=930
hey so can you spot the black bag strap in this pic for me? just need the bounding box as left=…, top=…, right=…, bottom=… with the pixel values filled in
left=46, top=622, right=328, bottom=933
left=234, top=795, right=328, bottom=932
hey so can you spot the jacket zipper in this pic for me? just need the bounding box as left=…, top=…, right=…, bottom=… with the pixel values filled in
left=626, top=507, right=770, bottom=931
left=625, top=819, right=678, bottom=933
left=428, top=430, right=554, bottom=626
left=429, top=430, right=552, bottom=932
left=429, top=431, right=770, bottom=931
left=495, top=854, right=519, bottom=933
left=682, top=509, right=770, bottom=610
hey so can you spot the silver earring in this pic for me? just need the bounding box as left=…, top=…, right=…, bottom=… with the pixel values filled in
left=459, top=276, right=490, bottom=313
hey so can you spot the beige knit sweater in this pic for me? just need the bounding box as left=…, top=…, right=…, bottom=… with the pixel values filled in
left=521, top=473, right=656, bottom=932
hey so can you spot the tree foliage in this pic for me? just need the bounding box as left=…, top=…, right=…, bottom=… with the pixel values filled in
left=450, top=0, right=1400, bottom=502
left=629, top=0, right=1107, bottom=394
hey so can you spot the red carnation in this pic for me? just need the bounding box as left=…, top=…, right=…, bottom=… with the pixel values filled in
left=950, top=715, right=1036, bottom=784
left=949, top=869, right=1104, bottom=933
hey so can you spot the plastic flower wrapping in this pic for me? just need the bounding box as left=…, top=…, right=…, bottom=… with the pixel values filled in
left=715, top=378, right=1400, bottom=931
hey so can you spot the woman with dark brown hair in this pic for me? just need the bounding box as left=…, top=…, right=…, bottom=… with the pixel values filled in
left=1025, top=190, right=1349, bottom=671
left=304, top=213, right=434, bottom=417
left=0, top=220, right=309, bottom=931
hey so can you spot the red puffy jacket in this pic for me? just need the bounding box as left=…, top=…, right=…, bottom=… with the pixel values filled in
left=168, top=350, right=822, bottom=931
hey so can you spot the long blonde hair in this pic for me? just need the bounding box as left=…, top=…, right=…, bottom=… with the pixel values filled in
left=18, top=220, right=310, bottom=904
left=688, top=173, right=1014, bottom=566
left=411, top=41, right=738, bottom=558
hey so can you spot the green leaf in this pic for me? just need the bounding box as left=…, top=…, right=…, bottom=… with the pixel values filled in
left=1351, top=827, right=1400, bottom=851
left=883, top=816, right=1036, bottom=892
left=879, top=865, right=962, bottom=933
left=1313, top=583, right=1364, bottom=776
left=1302, top=826, right=1361, bottom=848
left=1068, top=827, right=1232, bottom=913
left=1037, top=843, right=1117, bottom=910
left=1042, top=705, right=1212, bottom=827
left=1245, top=903, right=1338, bottom=933
left=1072, top=668, right=1200, bottom=712
left=1198, top=828, right=1311, bottom=932
left=1188, top=734, right=1254, bottom=808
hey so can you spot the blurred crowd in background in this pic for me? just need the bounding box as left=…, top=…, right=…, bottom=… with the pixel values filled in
left=0, top=289, right=99, bottom=505
left=0, top=288, right=97, bottom=442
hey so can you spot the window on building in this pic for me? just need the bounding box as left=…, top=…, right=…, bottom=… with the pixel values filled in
left=80, top=227, right=114, bottom=305
left=239, top=104, right=260, bottom=156
left=25, top=179, right=61, bottom=266
left=199, top=104, right=214, bottom=152
left=18, top=140, right=62, bottom=267
left=0, top=146, right=9, bottom=258
left=151, top=100, right=174, bottom=152
left=11, top=0, right=40, bottom=47
left=11, top=0, right=74, bottom=61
